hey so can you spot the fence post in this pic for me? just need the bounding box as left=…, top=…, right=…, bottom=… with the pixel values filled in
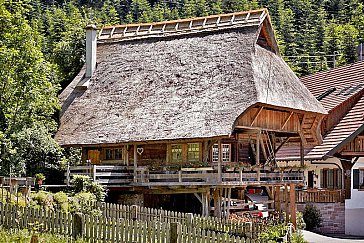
left=170, top=222, right=179, bottom=243
left=72, top=213, right=84, bottom=239
left=66, top=163, right=70, bottom=186
left=92, top=165, right=97, bottom=181
left=131, top=205, right=138, bottom=220
left=186, top=213, right=193, bottom=227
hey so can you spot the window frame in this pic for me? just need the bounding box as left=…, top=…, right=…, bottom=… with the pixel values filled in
left=211, top=143, right=231, bottom=163
left=171, top=144, right=183, bottom=163
left=187, top=143, right=200, bottom=162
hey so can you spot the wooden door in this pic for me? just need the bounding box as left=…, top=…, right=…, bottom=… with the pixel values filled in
left=88, top=150, right=100, bottom=164
left=308, top=171, right=314, bottom=188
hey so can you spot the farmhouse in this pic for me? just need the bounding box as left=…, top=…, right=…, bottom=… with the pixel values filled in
left=277, top=61, right=364, bottom=235
left=56, top=9, right=326, bottom=222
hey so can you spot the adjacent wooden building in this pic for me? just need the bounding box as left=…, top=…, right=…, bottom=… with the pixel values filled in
left=56, top=9, right=326, bottom=221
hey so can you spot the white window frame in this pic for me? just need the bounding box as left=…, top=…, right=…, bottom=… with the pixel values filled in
left=212, top=144, right=231, bottom=163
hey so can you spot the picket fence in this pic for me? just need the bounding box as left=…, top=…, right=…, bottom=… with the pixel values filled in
left=0, top=203, right=261, bottom=243
left=98, top=202, right=266, bottom=239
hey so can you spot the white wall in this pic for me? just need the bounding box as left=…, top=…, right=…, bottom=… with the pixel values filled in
left=345, top=158, right=364, bottom=236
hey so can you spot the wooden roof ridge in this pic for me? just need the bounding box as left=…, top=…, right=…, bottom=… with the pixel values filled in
left=98, top=9, right=269, bottom=42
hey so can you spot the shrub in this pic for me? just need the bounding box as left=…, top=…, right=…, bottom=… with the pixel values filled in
left=71, top=175, right=90, bottom=192
left=258, top=223, right=286, bottom=242
left=31, top=191, right=54, bottom=208
left=291, top=231, right=308, bottom=243
left=303, top=204, right=322, bottom=231
left=70, top=174, right=107, bottom=202
left=69, top=192, right=101, bottom=216
left=53, top=192, right=69, bottom=212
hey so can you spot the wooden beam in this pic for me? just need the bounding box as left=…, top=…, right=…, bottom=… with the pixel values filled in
left=194, top=193, right=202, bottom=204
left=251, top=106, right=264, bottom=126
left=274, top=137, right=290, bottom=154
left=256, top=131, right=261, bottom=165
left=260, top=135, right=268, bottom=161
left=218, top=140, right=222, bottom=182
left=300, top=140, right=304, bottom=166
left=227, top=188, right=231, bottom=219
left=285, top=184, right=289, bottom=223
left=281, top=112, right=294, bottom=130
left=133, top=145, right=137, bottom=183
left=290, top=184, right=297, bottom=229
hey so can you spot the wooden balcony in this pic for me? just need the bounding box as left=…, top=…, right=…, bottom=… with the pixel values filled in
left=65, top=165, right=303, bottom=188
left=295, top=189, right=345, bottom=203
left=341, top=135, right=364, bottom=156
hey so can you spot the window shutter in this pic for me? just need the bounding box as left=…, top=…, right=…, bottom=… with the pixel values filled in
left=353, top=169, right=360, bottom=189
left=320, top=169, right=324, bottom=188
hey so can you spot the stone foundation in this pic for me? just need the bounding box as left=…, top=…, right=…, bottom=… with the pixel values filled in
left=297, top=202, right=345, bottom=234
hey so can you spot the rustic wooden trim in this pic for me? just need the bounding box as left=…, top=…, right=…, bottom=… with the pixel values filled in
left=251, top=106, right=264, bottom=126
left=281, top=111, right=294, bottom=130
left=218, top=140, right=222, bottom=182
left=256, top=130, right=261, bottom=164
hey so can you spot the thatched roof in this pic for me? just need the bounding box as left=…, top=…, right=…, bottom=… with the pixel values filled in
left=56, top=9, right=326, bottom=146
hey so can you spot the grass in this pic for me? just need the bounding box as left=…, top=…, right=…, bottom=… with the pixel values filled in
left=0, top=228, right=87, bottom=243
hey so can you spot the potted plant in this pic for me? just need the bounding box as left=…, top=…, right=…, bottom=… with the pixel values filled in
left=35, top=173, right=45, bottom=185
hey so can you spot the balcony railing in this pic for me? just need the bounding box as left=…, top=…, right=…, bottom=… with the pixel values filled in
left=295, top=189, right=345, bottom=203
left=65, top=165, right=303, bottom=187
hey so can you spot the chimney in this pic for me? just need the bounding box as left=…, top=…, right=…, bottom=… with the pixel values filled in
left=85, top=24, right=97, bottom=78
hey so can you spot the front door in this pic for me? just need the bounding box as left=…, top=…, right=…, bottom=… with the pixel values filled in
left=308, top=171, right=314, bottom=188
left=88, top=150, right=101, bottom=164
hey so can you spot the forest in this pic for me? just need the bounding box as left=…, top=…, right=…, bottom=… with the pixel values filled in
left=0, top=0, right=363, bottom=179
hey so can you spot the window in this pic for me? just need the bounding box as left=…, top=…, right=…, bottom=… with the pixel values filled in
left=104, top=148, right=122, bottom=160
left=171, top=144, right=182, bottom=163
left=212, top=144, right=231, bottom=162
left=188, top=143, right=200, bottom=162
left=353, top=169, right=364, bottom=189
left=320, top=169, right=341, bottom=189
left=105, top=149, right=113, bottom=160
left=115, top=149, right=122, bottom=160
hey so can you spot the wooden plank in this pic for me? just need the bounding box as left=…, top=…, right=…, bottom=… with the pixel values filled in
left=250, top=107, right=264, bottom=126
left=290, top=184, right=296, bottom=229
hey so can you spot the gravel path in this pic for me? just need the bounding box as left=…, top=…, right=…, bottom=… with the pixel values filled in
left=302, top=230, right=364, bottom=243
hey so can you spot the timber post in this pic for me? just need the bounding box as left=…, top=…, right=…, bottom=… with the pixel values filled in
left=72, top=212, right=84, bottom=239
left=284, top=184, right=289, bottom=223
left=170, top=222, right=178, bottom=243
left=186, top=213, right=193, bottom=227
left=133, top=145, right=138, bottom=183
left=290, top=183, right=297, bottom=229
left=218, top=140, right=222, bottom=182
left=256, top=130, right=261, bottom=165
left=92, top=164, right=96, bottom=181
left=300, top=140, right=304, bottom=167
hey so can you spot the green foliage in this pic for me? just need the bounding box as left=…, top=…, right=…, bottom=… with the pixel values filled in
left=31, top=191, right=54, bottom=208
left=35, top=173, right=45, bottom=181
left=71, top=174, right=107, bottom=201
left=303, top=204, right=322, bottom=231
left=0, top=227, right=87, bottom=243
left=291, top=231, right=308, bottom=243
left=258, top=223, right=286, bottom=242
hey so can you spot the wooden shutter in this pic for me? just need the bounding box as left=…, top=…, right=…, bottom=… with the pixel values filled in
left=353, top=169, right=360, bottom=189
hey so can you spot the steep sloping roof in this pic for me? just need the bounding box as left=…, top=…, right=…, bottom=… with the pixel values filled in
left=301, top=61, right=364, bottom=111
left=277, top=62, right=364, bottom=160
left=55, top=9, right=325, bottom=146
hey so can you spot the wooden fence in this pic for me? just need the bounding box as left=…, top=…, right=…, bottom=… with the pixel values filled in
left=295, top=189, right=345, bottom=203
left=97, top=202, right=268, bottom=239
left=0, top=203, right=262, bottom=242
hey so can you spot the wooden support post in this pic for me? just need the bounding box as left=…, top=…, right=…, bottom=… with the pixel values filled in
left=166, top=144, right=170, bottom=165
left=126, top=145, right=129, bottom=166
left=300, top=140, right=304, bottom=167
left=290, top=184, right=296, bottom=229
left=170, top=222, right=178, bottom=243
left=206, top=190, right=210, bottom=216
left=218, top=188, right=222, bottom=218
left=274, top=186, right=281, bottom=214
left=256, top=130, right=261, bottom=165
left=223, top=188, right=227, bottom=218
left=92, top=164, right=97, bottom=181
left=123, top=145, right=127, bottom=165
left=213, top=189, right=219, bottom=217
left=218, top=140, right=222, bottom=182
left=134, top=145, right=138, bottom=183
left=227, top=188, right=231, bottom=219
left=285, top=184, right=289, bottom=223
left=271, top=132, right=276, bottom=165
